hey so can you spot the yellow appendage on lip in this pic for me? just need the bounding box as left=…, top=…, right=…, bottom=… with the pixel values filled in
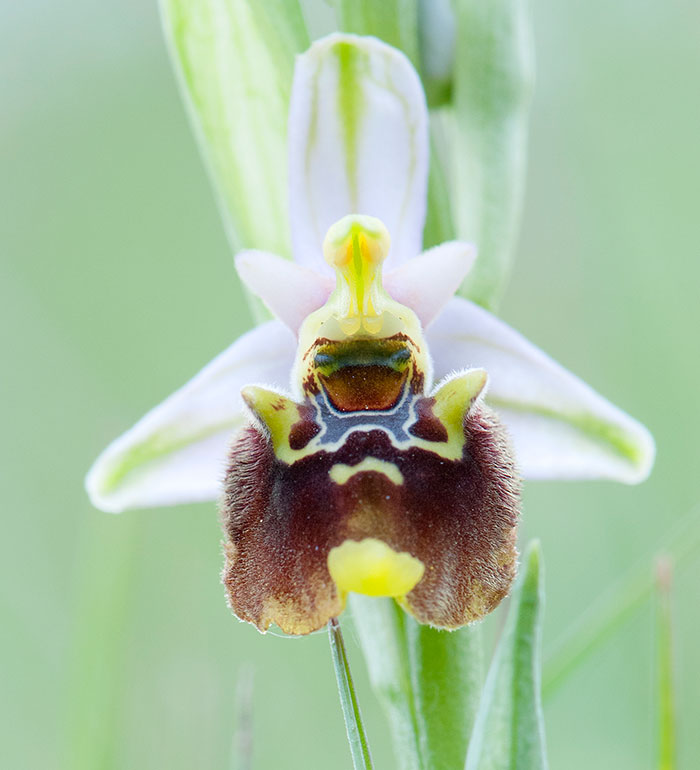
left=328, top=537, right=424, bottom=597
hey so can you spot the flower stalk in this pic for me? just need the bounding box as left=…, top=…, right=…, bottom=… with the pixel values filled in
left=328, top=618, right=374, bottom=770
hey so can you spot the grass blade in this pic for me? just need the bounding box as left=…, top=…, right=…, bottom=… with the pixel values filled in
left=543, top=506, right=700, bottom=698
left=655, top=557, right=675, bottom=770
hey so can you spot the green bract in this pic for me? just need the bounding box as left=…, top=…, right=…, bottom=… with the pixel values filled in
left=160, top=0, right=308, bottom=256
left=465, top=542, right=548, bottom=770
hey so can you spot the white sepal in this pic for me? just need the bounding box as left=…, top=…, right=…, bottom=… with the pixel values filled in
left=86, top=321, right=296, bottom=512
left=288, top=33, right=429, bottom=274
left=426, top=298, right=655, bottom=483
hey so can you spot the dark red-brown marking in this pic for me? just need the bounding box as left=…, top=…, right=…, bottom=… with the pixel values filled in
left=319, top=366, right=407, bottom=411
left=409, top=397, right=449, bottom=443
left=409, top=363, right=425, bottom=395
left=302, top=374, right=320, bottom=396
left=288, top=405, right=321, bottom=450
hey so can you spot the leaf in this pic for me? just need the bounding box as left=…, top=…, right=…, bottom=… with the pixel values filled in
left=423, top=108, right=458, bottom=249
left=464, top=541, right=548, bottom=770
left=406, top=621, right=483, bottom=770
left=159, top=0, right=309, bottom=257
left=417, top=0, right=457, bottom=107
left=336, top=0, right=421, bottom=69
left=452, top=0, right=534, bottom=310
left=350, top=596, right=484, bottom=770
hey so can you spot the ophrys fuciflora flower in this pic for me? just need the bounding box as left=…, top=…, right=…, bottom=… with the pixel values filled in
left=221, top=214, right=519, bottom=634
left=87, top=34, right=654, bottom=635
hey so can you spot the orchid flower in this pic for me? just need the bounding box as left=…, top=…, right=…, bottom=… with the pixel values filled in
left=86, top=35, right=654, bottom=636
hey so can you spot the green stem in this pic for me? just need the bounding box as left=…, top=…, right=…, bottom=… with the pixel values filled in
left=350, top=596, right=424, bottom=770
left=328, top=617, right=374, bottom=770
left=655, top=557, right=675, bottom=770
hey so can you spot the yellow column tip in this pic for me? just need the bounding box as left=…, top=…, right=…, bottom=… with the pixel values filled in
left=322, top=215, right=390, bottom=268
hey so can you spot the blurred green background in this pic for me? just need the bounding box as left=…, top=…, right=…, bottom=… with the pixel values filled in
left=3, top=1, right=699, bottom=768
